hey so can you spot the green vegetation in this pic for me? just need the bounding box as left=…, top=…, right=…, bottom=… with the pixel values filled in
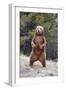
left=20, top=12, right=58, bottom=60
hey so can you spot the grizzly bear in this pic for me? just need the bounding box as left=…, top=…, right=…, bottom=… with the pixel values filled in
left=30, top=26, right=47, bottom=67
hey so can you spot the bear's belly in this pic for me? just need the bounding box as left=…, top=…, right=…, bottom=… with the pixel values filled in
left=34, top=46, right=44, bottom=56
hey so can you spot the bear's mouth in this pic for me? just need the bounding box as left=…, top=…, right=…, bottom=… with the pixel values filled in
left=36, top=30, right=43, bottom=36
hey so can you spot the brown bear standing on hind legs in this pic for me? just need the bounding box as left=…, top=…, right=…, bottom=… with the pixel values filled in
left=30, top=26, right=47, bottom=67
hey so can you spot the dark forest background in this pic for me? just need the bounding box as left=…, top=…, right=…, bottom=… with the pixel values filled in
left=20, top=12, right=58, bottom=61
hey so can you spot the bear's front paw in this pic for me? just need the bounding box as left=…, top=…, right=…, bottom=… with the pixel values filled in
left=40, top=45, right=43, bottom=49
left=32, top=43, right=36, bottom=48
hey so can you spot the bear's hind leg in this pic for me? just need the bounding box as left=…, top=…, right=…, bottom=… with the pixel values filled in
left=39, top=53, right=46, bottom=67
left=41, top=59, right=46, bottom=67
left=30, top=59, right=35, bottom=66
left=30, top=51, right=37, bottom=66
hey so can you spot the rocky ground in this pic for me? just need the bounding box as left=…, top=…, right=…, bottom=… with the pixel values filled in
left=19, top=55, right=58, bottom=77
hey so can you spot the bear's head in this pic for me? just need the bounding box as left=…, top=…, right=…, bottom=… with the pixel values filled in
left=35, top=26, right=44, bottom=36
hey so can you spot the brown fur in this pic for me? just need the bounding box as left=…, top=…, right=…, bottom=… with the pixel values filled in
left=30, top=29, right=47, bottom=67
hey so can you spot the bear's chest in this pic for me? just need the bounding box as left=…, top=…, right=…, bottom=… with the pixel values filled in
left=34, top=36, right=43, bottom=45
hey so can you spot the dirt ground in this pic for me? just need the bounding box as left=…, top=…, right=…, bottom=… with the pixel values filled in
left=19, top=55, right=58, bottom=77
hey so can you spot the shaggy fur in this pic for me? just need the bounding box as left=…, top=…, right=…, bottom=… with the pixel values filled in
left=30, top=26, right=47, bottom=67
